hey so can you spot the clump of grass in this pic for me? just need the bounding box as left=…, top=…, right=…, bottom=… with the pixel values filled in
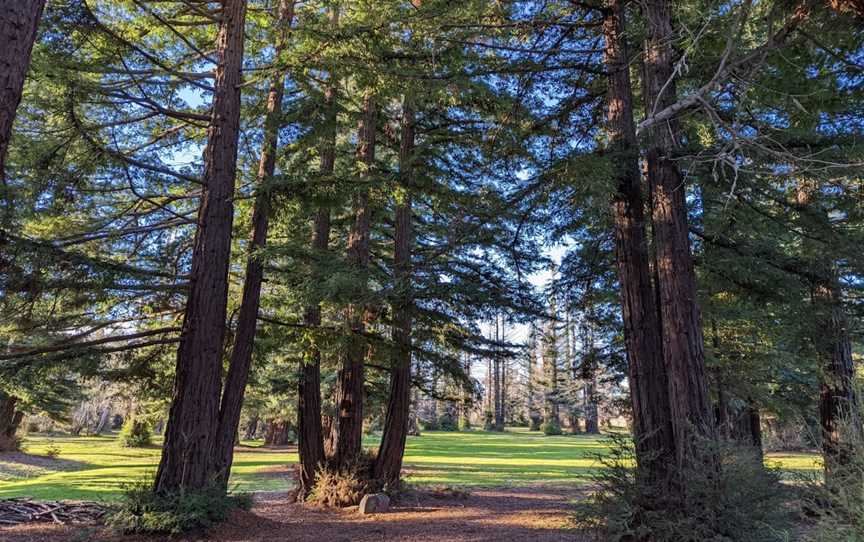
left=576, top=433, right=792, bottom=542
left=107, top=480, right=251, bottom=534
left=118, top=418, right=151, bottom=448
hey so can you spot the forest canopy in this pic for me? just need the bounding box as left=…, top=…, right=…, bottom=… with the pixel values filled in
left=0, top=0, right=862, bottom=539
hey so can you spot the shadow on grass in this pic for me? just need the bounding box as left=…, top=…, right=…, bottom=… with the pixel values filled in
left=0, top=451, right=89, bottom=481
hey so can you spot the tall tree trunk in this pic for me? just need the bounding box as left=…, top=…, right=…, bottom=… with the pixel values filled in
left=813, top=275, right=860, bottom=482
left=264, top=420, right=292, bottom=447
left=332, top=93, right=375, bottom=469
left=0, top=0, right=45, bottom=222
left=542, top=305, right=560, bottom=427
left=642, top=0, right=714, bottom=467
left=527, top=327, right=541, bottom=431
left=746, top=404, right=763, bottom=459
left=212, top=0, right=294, bottom=489
left=297, top=7, right=339, bottom=495
left=460, top=354, right=470, bottom=428
left=494, top=315, right=505, bottom=431
left=375, top=98, right=415, bottom=486
left=602, top=0, right=674, bottom=479
left=155, top=0, right=247, bottom=494
left=0, top=394, right=23, bottom=451
left=579, top=310, right=601, bottom=435
left=243, top=414, right=259, bottom=440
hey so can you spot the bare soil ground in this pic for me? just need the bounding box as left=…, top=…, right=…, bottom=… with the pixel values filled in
left=0, top=485, right=589, bottom=542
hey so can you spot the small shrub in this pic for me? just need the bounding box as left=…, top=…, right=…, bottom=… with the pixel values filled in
left=801, top=415, right=864, bottom=542
left=118, top=418, right=151, bottom=448
left=576, top=433, right=791, bottom=542
left=308, top=450, right=381, bottom=507
left=437, top=413, right=458, bottom=432
left=421, top=418, right=439, bottom=431
left=107, top=481, right=252, bottom=534
left=459, top=417, right=472, bottom=431
left=541, top=419, right=563, bottom=436
left=110, top=414, right=124, bottom=430
left=44, top=440, right=61, bottom=459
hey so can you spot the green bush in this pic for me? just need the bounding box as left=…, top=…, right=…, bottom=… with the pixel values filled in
left=576, top=433, right=791, bottom=542
left=459, top=417, right=472, bottom=431
left=44, top=440, right=61, bottom=459
left=541, top=419, right=563, bottom=436
left=438, top=413, right=458, bottom=431
left=118, top=418, right=152, bottom=447
left=107, top=481, right=252, bottom=534
left=421, top=418, right=439, bottom=431
left=802, top=415, right=864, bottom=542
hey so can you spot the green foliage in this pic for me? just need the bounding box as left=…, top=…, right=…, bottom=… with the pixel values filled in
left=107, top=481, right=251, bottom=535
left=437, top=413, right=458, bottom=432
left=44, top=440, right=61, bottom=459
left=541, top=419, right=563, bottom=436
left=117, top=418, right=151, bottom=448
left=577, top=434, right=791, bottom=542
left=802, top=416, right=864, bottom=541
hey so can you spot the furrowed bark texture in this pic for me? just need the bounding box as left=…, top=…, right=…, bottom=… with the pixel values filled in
left=375, top=99, right=415, bottom=486
left=0, top=394, right=23, bottom=451
left=213, top=0, right=295, bottom=489
left=332, top=94, right=375, bottom=469
left=155, top=0, right=247, bottom=494
left=0, top=0, right=46, bottom=219
left=297, top=7, right=339, bottom=497
left=642, top=0, right=714, bottom=467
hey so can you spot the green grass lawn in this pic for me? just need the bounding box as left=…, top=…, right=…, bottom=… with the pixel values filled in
left=0, top=428, right=822, bottom=501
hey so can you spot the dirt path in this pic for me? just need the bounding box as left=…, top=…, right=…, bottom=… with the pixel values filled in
left=0, top=486, right=588, bottom=542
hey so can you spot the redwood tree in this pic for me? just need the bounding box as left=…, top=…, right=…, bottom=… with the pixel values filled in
left=0, top=0, right=46, bottom=218
left=331, top=93, right=376, bottom=469
left=155, top=0, right=248, bottom=494
left=297, top=68, right=338, bottom=496
left=601, top=0, right=674, bottom=478
left=213, top=0, right=295, bottom=489
left=375, top=98, right=415, bottom=486
left=641, top=0, right=715, bottom=466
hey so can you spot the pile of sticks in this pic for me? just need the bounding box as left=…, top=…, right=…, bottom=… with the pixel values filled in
left=0, top=498, right=106, bottom=526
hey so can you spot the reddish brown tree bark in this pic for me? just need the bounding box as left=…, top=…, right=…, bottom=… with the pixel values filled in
left=332, top=93, right=376, bottom=469
left=212, top=0, right=295, bottom=489
left=642, top=0, right=714, bottom=467
left=0, top=394, right=23, bottom=451
left=375, top=99, right=415, bottom=486
left=813, top=276, right=860, bottom=482
left=297, top=81, right=338, bottom=499
left=601, top=0, right=675, bottom=479
left=0, top=0, right=46, bottom=219
left=155, top=0, right=248, bottom=494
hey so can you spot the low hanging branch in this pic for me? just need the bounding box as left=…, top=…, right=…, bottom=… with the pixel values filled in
left=0, top=327, right=181, bottom=361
